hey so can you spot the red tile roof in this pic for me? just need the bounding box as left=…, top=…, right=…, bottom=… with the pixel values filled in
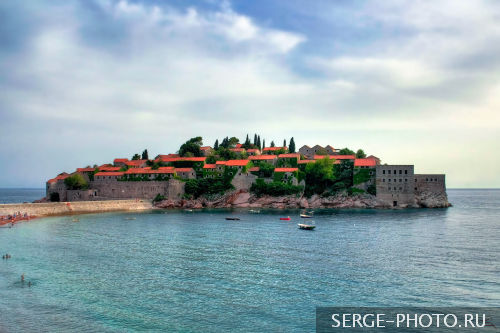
left=47, top=178, right=57, bottom=184
left=314, top=155, right=355, bottom=160
left=274, top=167, right=298, bottom=172
left=225, top=160, right=250, bottom=166
left=158, top=156, right=206, bottom=163
left=246, top=149, right=259, bottom=152
left=114, top=158, right=128, bottom=163
left=249, top=155, right=277, bottom=161
left=354, top=158, right=377, bottom=167
left=278, top=153, right=300, bottom=158
left=125, top=160, right=147, bottom=167
left=263, top=147, right=286, bottom=151
left=203, top=164, right=216, bottom=169
left=99, top=166, right=121, bottom=172
left=249, top=167, right=260, bottom=172
left=176, top=168, right=194, bottom=173
left=125, top=167, right=175, bottom=174
left=77, top=167, right=95, bottom=172
left=216, top=161, right=227, bottom=165
left=55, top=173, right=70, bottom=180
left=95, top=172, right=125, bottom=176
left=235, top=144, right=242, bottom=148
left=200, top=146, right=212, bottom=151
left=229, top=148, right=245, bottom=152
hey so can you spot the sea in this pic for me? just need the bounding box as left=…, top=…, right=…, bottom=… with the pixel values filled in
left=0, top=189, right=499, bottom=332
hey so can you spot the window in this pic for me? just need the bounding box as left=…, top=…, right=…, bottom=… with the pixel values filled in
left=388, top=179, right=391, bottom=182
left=383, top=179, right=385, bottom=182
left=405, top=179, right=408, bottom=182
left=399, top=187, right=402, bottom=190
left=399, top=179, right=402, bottom=182
left=399, top=170, right=402, bottom=174
left=405, top=170, right=408, bottom=174
left=415, top=179, right=417, bottom=182
left=426, top=178, right=428, bottom=181
left=388, top=170, right=391, bottom=174
left=383, top=170, right=386, bottom=174
left=394, top=179, right=396, bottom=182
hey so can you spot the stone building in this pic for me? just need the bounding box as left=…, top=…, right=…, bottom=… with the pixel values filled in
left=375, top=165, right=416, bottom=207
left=299, top=145, right=337, bottom=159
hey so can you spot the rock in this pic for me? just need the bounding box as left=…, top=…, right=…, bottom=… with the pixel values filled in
left=232, top=192, right=250, bottom=206
left=299, top=198, right=309, bottom=209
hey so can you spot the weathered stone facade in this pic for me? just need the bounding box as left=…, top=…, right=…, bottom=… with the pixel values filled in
left=376, top=165, right=416, bottom=207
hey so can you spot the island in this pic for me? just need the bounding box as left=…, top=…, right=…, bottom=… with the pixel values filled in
left=44, top=135, right=451, bottom=209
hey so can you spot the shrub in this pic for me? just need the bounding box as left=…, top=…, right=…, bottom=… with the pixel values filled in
left=153, top=194, right=166, bottom=202
left=250, top=179, right=303, bottom=197
left=367, top=184, right=376, bottom=195
left=64, top=174, right=89, bottom=190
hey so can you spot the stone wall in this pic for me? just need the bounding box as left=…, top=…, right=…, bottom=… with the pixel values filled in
left=231, top=173, right=258, bottom=191
left=48, top=179, right=186, bottom=202
left=415, top=174, right=446, bottom=193
left=0, top=200, right=152, bottom=217
left=376, top=165, right=416, bottom=207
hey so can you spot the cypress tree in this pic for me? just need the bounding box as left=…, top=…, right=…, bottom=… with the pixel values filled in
left=289, top=137, right=296, bottom=153
left=257, top=136, right=261, bottom=150
left=142, top=149, right=149, bottom=160
left=270, top=140, right=275, bottom=147
left=283, top=139, right=286, bottom=147
left=253, top=134, right=257, bottom=146
left=262, top=139, right=266, bottom=149
left=214, top=139, right=219, bottom=150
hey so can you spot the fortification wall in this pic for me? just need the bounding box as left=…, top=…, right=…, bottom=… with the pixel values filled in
left=0, top=200, right=152, bottom=217
left=415, top=174, right=446, bottom=194
left=375, top=165, right=416, bottom=207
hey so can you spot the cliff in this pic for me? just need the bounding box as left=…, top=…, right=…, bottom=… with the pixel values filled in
left=154, top=190, right=451, bottom=209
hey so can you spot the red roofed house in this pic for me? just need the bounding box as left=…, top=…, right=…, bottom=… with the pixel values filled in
left=249, top=155, right=278, bottom=165
left=314, top=155, right=355, bottom=161
left=246, top=148, right=261, bottom=156
left=274, top=167, right=299, bottom=185
left=229, top=148, right=246, bottom=154
left=200, top=146, right=213, bottom=156
left=125, top=160, right=148, bottom=168
left=113, top=158, right=128, bottom=167
left=354, top=158, right=377, bottom=168
left=99, top=166, right=121, bottom=172
left=262, top=146, right=288, bottom=155
left=175, top=168, right=196, bottom=179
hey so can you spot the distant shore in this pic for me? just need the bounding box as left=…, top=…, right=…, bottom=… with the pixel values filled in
left=0, top=199, right=153, bottom=219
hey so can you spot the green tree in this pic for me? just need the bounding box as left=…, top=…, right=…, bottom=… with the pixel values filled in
left=289, top=137, right=296, bottom=153
left=262, top=139, right=266, bottom=149
left=214, top=139, right=219, bottom=150
left=132, top=153, right=141, bottom=160
left=142, top=149, right=149, bottom=160
left=304, top=157, right=335, bottom=196
left=253, top=134, right=257, bottom=145
left=64, top=174, right=89, bottom=190
left=339, top=148, right=355, bottom=155
left=179, top=137, right=203, bottom=157
left=315, top=147, right=329, bottom=155
left=243, top=134, right=251, bottom=148
left=356, top=149, right=366, bottom=158
left=283, top=139, right=286, bottom=147
left=257, top=136, right=261, bottom=150
left=270, top=140, right=275, bottom=147
left=228, top=137, right=239, bottom=148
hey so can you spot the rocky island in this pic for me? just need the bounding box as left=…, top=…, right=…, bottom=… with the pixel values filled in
left=44, top=135, right=451, bottom=210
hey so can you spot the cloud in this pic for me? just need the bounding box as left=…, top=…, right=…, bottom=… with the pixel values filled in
left=0, top=0, right=499, bottom=188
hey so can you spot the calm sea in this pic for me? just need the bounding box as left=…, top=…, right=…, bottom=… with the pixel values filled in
left=0, top=189, right=499, bottom=332
left=0, top=188, right=45, bottom=204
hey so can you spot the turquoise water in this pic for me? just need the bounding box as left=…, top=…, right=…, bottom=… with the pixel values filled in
left=0, top=189, right=499, bottom=332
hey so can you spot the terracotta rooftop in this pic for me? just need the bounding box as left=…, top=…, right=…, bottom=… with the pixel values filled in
left=203, top=164, right=216, bottom=169
left=278, top=153, right=300, bottom=158
left=77, top=167, right=95, bottom=172
left=264, top=146, right=287, bottom=151
left=229, top=148, right=245, bottom=152
left=216, top=161, right=227, bottom=165
left=314, top=155, right=355, bottom=160
left=113, top=158, right=128, bottom=163
left=99, top=166, right=121, bottom=172
left=274, top=167, right=298, bottom=172
left=176, top=168, right=194, bottom=173
left=95, top=172, right=125, bottom=176
left=249, top=167, right=260, bottom=172
left=225, top=160, right=250, bottom=166
left=354, top=158, right=377, bottom=167
left=249, top=155, right=277, bottom=160
left=200, top=146, right=212, bottom=151
left=246, top=148, right=259, bottom=152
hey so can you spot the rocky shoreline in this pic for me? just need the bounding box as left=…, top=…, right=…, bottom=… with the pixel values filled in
left=155, top=190, right=451, bottom=210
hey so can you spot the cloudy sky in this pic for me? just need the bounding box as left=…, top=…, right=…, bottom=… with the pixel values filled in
left=1, top=0, right=499, bottom=188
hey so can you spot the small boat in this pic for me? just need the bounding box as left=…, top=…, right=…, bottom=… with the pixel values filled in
left=280, top=217, right=291, bottom=221
left=124, top=217, right=136, bottom=220
left=300, top=214, right=313, bottom=218
left=298, top=223, right=315, bottom=230
left=225, top=217, right=240, bottom=221
left=249, top=209, right=260, bottom=213
left=184, top=209, right=193, bottom=212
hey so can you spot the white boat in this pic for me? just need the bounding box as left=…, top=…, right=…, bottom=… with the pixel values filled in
left=300, top=214, right=313, bottom=218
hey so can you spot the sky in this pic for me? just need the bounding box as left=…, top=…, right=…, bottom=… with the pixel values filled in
left=1, top=0, right=499, bottom=188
